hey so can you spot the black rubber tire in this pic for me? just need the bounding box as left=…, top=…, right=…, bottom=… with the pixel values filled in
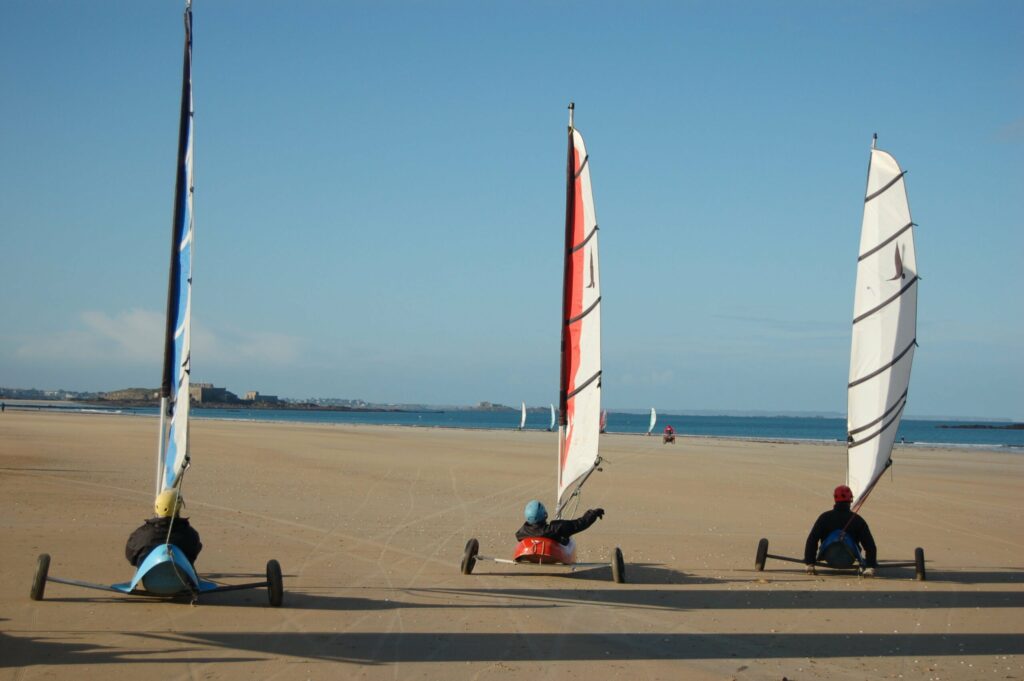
left=755, top=538, right=769, bottom=571
left=611, top=547, right=625, bottom=583
left=30, top=553, right=50, bottom=601
left=460, top=538, right=479, bottom=575
left=266, top=559, right=283, bottom=607
left=914, top=547, right=926, bottom=581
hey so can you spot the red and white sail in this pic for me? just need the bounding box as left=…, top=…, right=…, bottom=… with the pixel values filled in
left=847, top=138, right=918, bottom=510
left=556, top=105, right=603, bottom=515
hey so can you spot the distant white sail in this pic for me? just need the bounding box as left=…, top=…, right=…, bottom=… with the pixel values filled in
left=520, top=401, right=527, bottom=430
left=847, top=137, right=918, bottom=511
left=549, top=403, right=556, bottom=431
left=156, top=1, right=195, bottom=495
left=556, top=105, right=603, bottom=515
left=647, top=407, right=657, bottom=435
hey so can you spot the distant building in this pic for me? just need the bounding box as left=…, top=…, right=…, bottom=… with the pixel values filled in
left=189, top=383, right=238, bottom=404
left=244, top=391, right=279, bottom=404
left=104, top=388, right=159, bottom=401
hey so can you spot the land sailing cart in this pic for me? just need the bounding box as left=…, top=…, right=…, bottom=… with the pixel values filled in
left=461, top=104, right=624, bottom=583
left=30, top=0, right=283, bottom=607
left=754, top=135, right=924, bottom=582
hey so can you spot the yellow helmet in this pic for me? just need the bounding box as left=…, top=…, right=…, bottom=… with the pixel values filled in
left=154, top=489, right=184, bottom=517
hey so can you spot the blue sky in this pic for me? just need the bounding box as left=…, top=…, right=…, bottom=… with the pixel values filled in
left=1, top=1, right=1021, bottom=419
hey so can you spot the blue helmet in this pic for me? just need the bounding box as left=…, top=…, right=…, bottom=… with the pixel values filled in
left=524, top=500, right=548, bottom=524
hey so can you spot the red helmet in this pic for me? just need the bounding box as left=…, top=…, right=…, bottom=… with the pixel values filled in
left=834, top=485, right=854, bottom=503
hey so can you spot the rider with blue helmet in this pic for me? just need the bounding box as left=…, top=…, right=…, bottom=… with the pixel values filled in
left=516, top=500, right=604, bottom=545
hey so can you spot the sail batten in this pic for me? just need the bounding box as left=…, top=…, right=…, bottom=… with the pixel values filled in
left=847, top=141, right=917, bottom=511
left=567, top=297, right=602, bottom=324
left=571, top=225, right=599, bottom=253
left=849, top=388, right=909, bottom=437
left=556, top=107, right=603, bottom=515
left=158, top=1, right=195, bottom=494
left=864, top=171, right=906, bottom=203
left=849, top=400, right=906, bottom=449
left=858, top=221, right=914, bottom=261
left=852, top=277, right=919, bottom=325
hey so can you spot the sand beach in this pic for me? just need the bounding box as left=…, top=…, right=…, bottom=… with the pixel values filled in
left=1, top=410, right=1021, bottom=680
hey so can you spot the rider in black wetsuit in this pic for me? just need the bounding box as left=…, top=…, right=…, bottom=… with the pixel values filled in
left=515, top=500, right=604, bottom=545
left=804, top=484, right=877, bottom=575
left=125, top=489, right=203, bottom=567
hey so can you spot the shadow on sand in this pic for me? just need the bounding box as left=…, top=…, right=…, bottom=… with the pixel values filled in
left=0, top=629, right=258, bottom=668
left=474, top=562, right=716, bottom=585
left=926, top=568, right=1024, bottom=585
left=417, top=586, right=1024, bottom=612
left=757, top=565, right=1024, bottom=585
left=123, top=630, right=1022, bottom=665
left=264, top=589, right=555, bottom=612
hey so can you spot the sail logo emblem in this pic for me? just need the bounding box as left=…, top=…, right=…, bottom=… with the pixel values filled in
left=587, top=252, right=596, bottom=289
left=888, top=245, right=905, bottom=281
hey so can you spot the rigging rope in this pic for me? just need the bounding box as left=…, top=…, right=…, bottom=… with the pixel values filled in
left=161, top=460, right=195, bottom=597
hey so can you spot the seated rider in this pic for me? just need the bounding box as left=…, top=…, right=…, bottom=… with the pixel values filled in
left=125, top=489, right=203, bottom=567
left=515, top=500, right=604, bottom=545
left=804, top=484, right=877, bottom=576
left=664, top=425, right=674, bottom=435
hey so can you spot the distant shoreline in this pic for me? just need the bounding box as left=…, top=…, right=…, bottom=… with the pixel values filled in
left=937, top=423, right=1024, bottom=430
left=88, top=399, right=442, bottom=414
left=4, top=402, right=1019, bottom=453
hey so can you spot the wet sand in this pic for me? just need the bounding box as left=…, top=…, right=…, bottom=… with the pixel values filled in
left=1, top=411, right=1021, bottom=680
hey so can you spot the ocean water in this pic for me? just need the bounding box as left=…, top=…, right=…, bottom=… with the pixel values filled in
left=21, top=403, right=1018, bottom=449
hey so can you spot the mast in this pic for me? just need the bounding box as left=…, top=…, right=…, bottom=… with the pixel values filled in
left=557, top=102, right=575, bottom=430
left=556, top=102, right=575, bottom=510
left=847, top=133, right=918, bottom=511
left=157, top=0, right=195, bottom=495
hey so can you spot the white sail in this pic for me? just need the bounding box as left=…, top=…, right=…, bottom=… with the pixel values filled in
left=520, top=401, right=527, bottom=430
left=556, top=106, right=602, bottom=515
left=549, top=403, right=556, bottom=431
left=647, top=407, right=657, bottom=435
left=847, top=137, right=918, bottom=510
left=156, top=1, right=195, bottom=495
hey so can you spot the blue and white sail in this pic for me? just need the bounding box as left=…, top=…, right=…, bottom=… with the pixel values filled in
left=156, top=0, right=195, bottom=495
left=847, top=136, right=918, bottom=511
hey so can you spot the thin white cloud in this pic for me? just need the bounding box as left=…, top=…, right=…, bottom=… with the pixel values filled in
left=994, top=117, right=1024, bottom=143
left=194, top=324, right=302, bottom=367
left=16, top=308, right=162, bottom=364
left=14, top=309, right=304, bottom=369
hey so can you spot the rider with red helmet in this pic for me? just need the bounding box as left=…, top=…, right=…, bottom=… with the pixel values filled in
left=803, top=485, right=877, bottom=575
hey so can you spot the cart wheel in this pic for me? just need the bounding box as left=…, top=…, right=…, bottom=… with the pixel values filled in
left=30, top=553, right=50, bottom=601
left=266, top=559, right=283, bottom=607
left=914, top=547, right=926, bottom=581
left=755, top=538, right=769, bottom=571
left=611, top=547, right=626, bottom=583
left=461, top=538, right=479, bottom=575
